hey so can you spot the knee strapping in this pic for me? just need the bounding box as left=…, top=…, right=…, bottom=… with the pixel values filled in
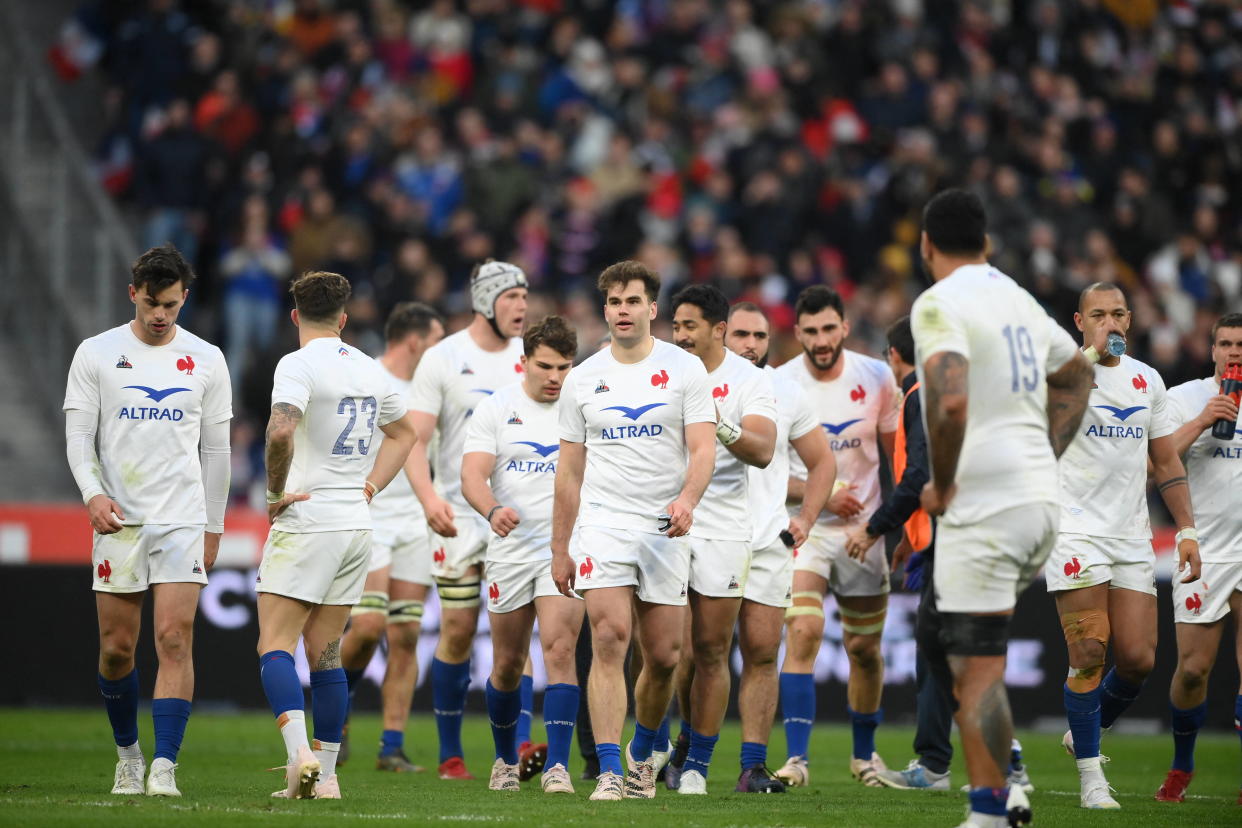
left=436, top=576, right=481, bottom=609
left=785, top=591, right=825, bottom=620
left=1060, top=608, right=1109, bottom=648
left=350, top=591, right=389, bottom=617
left=388, top=599, right=425, bottom=625
left=838, top=605, right=887, bottom=635
left=940, top=612, right=1011, bottom=656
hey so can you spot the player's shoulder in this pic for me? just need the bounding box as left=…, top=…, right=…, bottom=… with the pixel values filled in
left=774, top=354, right=806, bottom=380
left=847, top=349, right=891, bottom=380
left=1167, top=376, right=1213, bottom=404
left=423, top=329, right=470, bottom=362
left=76, top=324, right=128, bottom=357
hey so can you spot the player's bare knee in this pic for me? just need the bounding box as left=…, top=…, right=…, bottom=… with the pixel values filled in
left=844, top=633, right=882, bottom=671
left=691, top=634, right=730, bottom=668
left=589, top=618, right=630, bottom=662
left=491, top=652, right=525, bottom=688
left=154, top=622, right=192, bottom=662
left=387, top=622, right=420, bottom=653
left=99, top=639, right=136, bottom=674
left=541, top=635, right=576, bottom=677
left=1175, top=658, right=1212, bottom=693
left=1114, top=646, right=1155, bottom=682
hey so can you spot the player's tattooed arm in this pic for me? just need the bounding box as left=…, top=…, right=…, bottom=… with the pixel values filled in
left=921, top=351, right=969, bottom=494
left=1045, top=351, right=1094, bottom=459
left=264, top=402, right=303, bottom=493
left=315, top=639, right=341, bottom=670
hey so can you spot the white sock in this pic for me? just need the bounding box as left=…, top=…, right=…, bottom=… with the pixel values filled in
left=1076, top=756, right=1102, bottom=775
left=968, top=815, right=1007, bottom=828
left=278, top=710, right=309, bottom=762
left=117, top=741, right=142, bottom=761
left=313, top=741, right=340, bottom=778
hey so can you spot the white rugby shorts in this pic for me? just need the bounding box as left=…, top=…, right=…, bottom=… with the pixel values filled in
left=483, top=557, right=567, bottom=614
left=934, top=502, right=1057, bottom=614
left=431, top=513, right=489, bottom=581
left=257, top=529, right=371, bottom=605
left=794, top=526, right=890, bottom=598
left=688, top=537, right=750, bottom=598
left=369, top=520, right=433, bottom=586
left=745, top=534, right=794, bottom=608
left=1045, top=533, right=1155, bottom=595
left=1173, top=560, right=1242, bottom=624
left=570, top=525, right=690, bottom=606
left=92, top=524, right=207, bottom=593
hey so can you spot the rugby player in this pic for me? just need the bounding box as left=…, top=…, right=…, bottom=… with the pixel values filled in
left=406, top=261, right=531, bottom=780
left=774, top=285, right=901, bottom=787
left=724, top=302, right=835, bottom=793
left=257, top=271, right=418, bottom=799
left=664, top=286, right=777, bottom=795
left=911, top=189, right=1093, bottom=827
left=65, top=244, right=232, bottom=797
left=1049, top=282, right=1201, bottom=809
left=338, top=302, right=444, bottom=772
left=461, top=315, right=584, bottom=794
left=1154, top=312, right=1242, bottom=804
left=551, top=260, right=716, bottom=801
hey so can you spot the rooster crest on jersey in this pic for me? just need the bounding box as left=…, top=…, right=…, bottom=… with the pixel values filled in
left=177, top=355, right=195, bottom=375
left=651, top=369, right=669, bottom=389
left=1132, top=374, right=1148, bottom=393
left=712, top=384, right=729, bottom=400
left=849, top=384, right=866, bottom=402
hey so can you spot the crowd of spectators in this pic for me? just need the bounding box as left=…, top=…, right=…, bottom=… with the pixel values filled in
left=50, top=0, right=1242, bottom=500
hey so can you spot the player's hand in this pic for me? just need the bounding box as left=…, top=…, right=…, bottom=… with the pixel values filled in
left=890, top=534, right=914, bottom=573
left=844, top=525, right=875, bottom=560
left=425, top=495, right=458, bottom=538
left=203, top=532, right=221, bottom=572
left=1177, top=538, right=1202, bottom=584
left=827, top=484, right=863, bottom=519
left=1195, top=394, right=1239, bottom=431
left=920, top=482, right=956, bottom=517
left=490, top=506, right=521, bottom=538
left=551, top=550, right=576, bottom=597
left=786, top=515, right=811, bottom=549
left=87, top=494, right=126, bottom=535
left=663, top=498, right=694, bottom=537
left=268, top=492, right=310, bottom=523
left=1088, top=322, right=1114, bottom=359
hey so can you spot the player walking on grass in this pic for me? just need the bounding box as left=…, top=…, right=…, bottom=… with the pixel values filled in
left=551, top=261, right=716, bottom=801
left=65, top=244, right=232, bottom=797
left=257, top=271, right=418, bottom=800
left=662, top=286, right=777, bottom=796
left=911, top=189, right=1094, bottom=828
left=724, top=302, right=835, bottom=794
left=337, top=302, right=444, bottom=773
left=1153, top=312, right=1242, bottom=805
left=774, top=285, right=901, bottom=788
left=1049, top=282, right=1201, bottom=810
left=406, top=260, right=534, bottom=781
left=461, top=316, right=585, bottom=795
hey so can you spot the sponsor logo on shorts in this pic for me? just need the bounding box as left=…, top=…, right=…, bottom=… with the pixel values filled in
left=489, top=582, right=500, bottom=603
left=116, top=355, right=132, bottom=369
left=192, top=559, right=203, bottom=574
left=679, top=582, right=687, bottom=597
left=1185, top=593, right=1202, bottom=615
left=177, top=355, right=195, bottom=374
left=727, top=575, right=739, bottom=590
left=1063, top=556, right=1082, bottom=579
left=97, top=559, right=112, bottom=583
left=650, top=369, right=669, bottom=390
left=433, top=547, right=446, bottom=565
left=579, top=557, right=594, bottom=579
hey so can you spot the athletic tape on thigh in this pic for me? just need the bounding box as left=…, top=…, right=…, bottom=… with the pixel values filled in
left=436, top=576, right=481, bottom=608
left=838, top=602, right=887, bottom=635
left=841, top=619, right=886, bottom=635
left=786, top=591, right=825, bottom=619
left=387, top=599, right=425, bottom=625
left=350, top=590, right=389, bottom=617
left=940, top=612, right=1011, bottom=656
left=1059, top=608, right=1109, bottom=647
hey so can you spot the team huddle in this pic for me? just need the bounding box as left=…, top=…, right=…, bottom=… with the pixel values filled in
left=64, top=190, right=1242, bottom=825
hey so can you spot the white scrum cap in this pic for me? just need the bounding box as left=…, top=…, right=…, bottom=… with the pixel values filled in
left=470, top=260, right=529, bottom=319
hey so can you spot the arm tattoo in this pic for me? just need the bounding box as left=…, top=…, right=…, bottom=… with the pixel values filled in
left=1045, top=355, right=1093, bottom=459
left=316, top=639, right=341, bottom=670
left=1157, top=476, right=1188, bottom=494
left=922, top=352, right=969, bottom=492
left=265, top=403, right=303, bottom=492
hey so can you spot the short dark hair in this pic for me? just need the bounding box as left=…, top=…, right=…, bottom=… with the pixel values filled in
left=597, top=260, right=660, bottom=303
left=923, top=188, right=987, bottom=256
left=1078, top=281, right=1127, bottom=312
left=290, top=270, right=352, bottom=323
left=886, top=315, right=915, bottom=366
left=384, top=301, right=442, bottom=343
left=671, top=284, right=729, bottom=326
left=132, top=244, right=195, bottom=293
left=1212, top=312, right=1242, bottom=343
left=729, top=300, right=766, bottom=320
left=523, top=314, right=578, bottom=358
left=794, top=285, right=845, bottom=323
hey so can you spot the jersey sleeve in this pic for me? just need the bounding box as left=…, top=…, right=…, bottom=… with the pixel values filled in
left=911, top=289, right=969, bottom=362
left=740, top=369, right=777, bottom=424
left=271, top=353, right=313, bottom=412
left=462, top=393, right=500, bottom=456
left=1044, top=314, right=1080, bottom=373
left=1147, top=369, right=1175, bottom=440
left=788, top=381, right=819, bottom=441
left=877, top=364, right=901, bottom=435
left=408, top=347, right=447, bottom=417
left=558, top=371, right=586, bottom=443
left=376, top=382, right=407, bottom=427
left=202, top=350, right=234, bottom=424
left=681, top=359, right=716, bottom=426
left=63, top=341, right=100, bottom=414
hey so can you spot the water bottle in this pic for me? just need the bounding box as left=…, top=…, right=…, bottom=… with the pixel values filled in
left=1106, top=332, right=1126, bottom=357
left=1211, top=364, right=1242, bottom=440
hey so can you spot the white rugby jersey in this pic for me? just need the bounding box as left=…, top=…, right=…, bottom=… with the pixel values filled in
left=690, top=349, right=777, bottom=541
left=560, top=338, right=716, bottom=532
left=463, top=383, right=559, bottom=561
left=748, top=366, right=820, bottom=547
left=270, top=337, right=406, bottom=533
left=63, top=323, right=232, bottom=526
left=367, top=364, right=427, bottom=533
left=778, top=349, right=899, bottom=529
left=1058, top=355, right=1173, bottom=539
left=1166, top=377, right=1242, bottom=562
left=408, top=329, right=525, bottom=512
left=911, top=263, right=1080, bottom=525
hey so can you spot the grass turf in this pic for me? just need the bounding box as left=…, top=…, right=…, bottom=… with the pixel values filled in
left=0, top=708, right=1238, bottom=826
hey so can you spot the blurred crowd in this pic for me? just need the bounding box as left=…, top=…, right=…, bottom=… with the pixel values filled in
left=50, top=0, right=1242, bottom=498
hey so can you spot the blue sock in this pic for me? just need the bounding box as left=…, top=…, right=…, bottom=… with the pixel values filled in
left=1064, top=684, right=1101, bottom=760
left=380, top=729, right=403, bottom=757
left=780, top=672, right=815, bottom=760
left=740, top=741, right=767, bottom=771
left=656, top=714, right=671, bottom=750
left=597, top=742, right=623, bottom=776
left=259, top=650, right=304, bottom=717
left=486, top=679, right=521, bottom=764
left=517, top=674, right=534, bottom=746
left=309, top=668, right=348, bottom=744
left=344, top=668, right=365, bottom=697
left=432, top=658, right=471, bottom=762
left=684, top=729, right=719, bottom=778
left=969, top=787, right=1007, bottom=816
left=1170, top=700, right=1207, bottom=772
left=98, top=669, right=140, bottom=748
left=631, top=721, right=657, bottom=762
left=1099, top=669, right=1143, bottom=730
left=151, top=698, right=191, bottom=762
left=543, top=683, right=578, bottom=770
left=848, top=707, right=882, bottom=761
left=680, top=718, right=691, bottom=740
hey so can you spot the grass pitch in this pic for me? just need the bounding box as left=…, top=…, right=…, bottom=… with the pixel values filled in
left=0, top=708, right=1237, bottom=826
